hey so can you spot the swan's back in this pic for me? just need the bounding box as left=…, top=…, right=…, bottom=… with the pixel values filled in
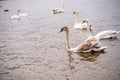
left=10, top=15, right=20, bottom=19
left=74, top=36, right=100, bottom=52
left=19, top=13, right=28, bottom=17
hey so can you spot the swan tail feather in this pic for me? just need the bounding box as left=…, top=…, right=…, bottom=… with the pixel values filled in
left=93, top=46, right=107, bottom=52
left=81, top=46, right=107, bottom=53
left=116, top=31, right=120, bottom=34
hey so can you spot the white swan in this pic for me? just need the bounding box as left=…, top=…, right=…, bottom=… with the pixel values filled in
left=85, top=22, right=120, bottom=39
left=82, top=19, right=92, bottom=31
left=10, top=10, right=20, bottom=20
left=59, top=26, right=107, bottom=53
left=95, top=30, right=120, bottom=39
left=73, top=11, right=91, bottom=32
left=19, top=10, right=28, bottom=17
left=53, top=4, right=64, bottom=14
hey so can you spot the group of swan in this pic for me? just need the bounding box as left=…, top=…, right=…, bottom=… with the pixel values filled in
left=57, top=8, right=120, bottom=53
left=53, top=4, right=65, bottom=14
left=72, top=11, right=120, bottom=40
left=79, top=19, right=120, bottom=40
left=59, top=24, right=120, bottom=53
left=59, top=26, right=107, bottom=53
left=10, top=10, right=28, bottom=20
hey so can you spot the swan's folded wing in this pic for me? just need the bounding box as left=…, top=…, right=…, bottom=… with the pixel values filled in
left=81, top=23, right=88, bottom=29
left=74, top=23, right=82, bottom=28
left=77, top=37, right=100, bottom=51
left=80, top=46, right=107, bottom=53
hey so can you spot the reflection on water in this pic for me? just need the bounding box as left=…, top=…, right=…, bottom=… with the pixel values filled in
left=79, top=51, right=105, bottom=62
left=67, top=51, right=105, bottom=71
left=0, top=0, right=120, bottom=80
left=68, top=52, right=75, bottom=70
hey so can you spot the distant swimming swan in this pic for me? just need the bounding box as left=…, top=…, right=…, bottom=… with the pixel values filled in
left=73, top=11, right=91, bottom=32
left=59, top=26, right=107, bottom=53
left=10, top=10, right=20, bottom=20
left=53, top=4, right=64, bottom=14
left=19, top=9, right=28, bottom=17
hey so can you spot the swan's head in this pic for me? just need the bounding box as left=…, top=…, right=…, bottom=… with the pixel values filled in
left=59, top=26, right=68, bottom=33
left=73, top=11, right=79, bottom=14
left=17, top=10, right=21, bottom=12
left=82, top=19, right=89, bottom=23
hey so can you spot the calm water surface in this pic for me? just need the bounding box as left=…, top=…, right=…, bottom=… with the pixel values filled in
left=0, top=0, right=120, bottom=80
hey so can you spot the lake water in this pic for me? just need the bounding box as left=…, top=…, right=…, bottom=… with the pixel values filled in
left=0, top=0, right=120, bottom=80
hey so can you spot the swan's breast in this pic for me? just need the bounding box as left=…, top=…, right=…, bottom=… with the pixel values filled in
left=74, top=23, right=88, bottom=29
left=74, top=23, right=82, bottom=28
left=81, top=23, right=88, bottom=28
left=76, top=37, right=99, bottom=51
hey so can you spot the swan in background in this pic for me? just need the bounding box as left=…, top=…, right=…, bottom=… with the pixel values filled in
left=95, top=30, right=120, bottom=39
left=10, top=10, right=20, bottom=20
left=53, top=4, right=64, bottom=14
left=82, top=19, right=92, bottom=31
left=73, top=11, right=91, bottom=32
left=10, top=9, right=28, bottom=20
left=19, top=9, right=28, bottom=17
left=85, top=23, right=120, bottom=40
left=59, top=26, right=107, bottom=53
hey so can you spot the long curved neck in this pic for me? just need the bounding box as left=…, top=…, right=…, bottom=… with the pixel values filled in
left=87, top=24, right=92, bottom=37
left=74, top=14, right=79, bottom=25
left=17, top=11, right=20, bottom=16
left=65, top=30, right=70, bottom=50
left=62, top=4, right=64, bottom=9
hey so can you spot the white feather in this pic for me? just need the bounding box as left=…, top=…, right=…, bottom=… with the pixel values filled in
left=53, top=4, right=64, bottom=14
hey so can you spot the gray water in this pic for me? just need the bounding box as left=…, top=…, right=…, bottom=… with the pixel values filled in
left=0, top=0, right=120, bottom=80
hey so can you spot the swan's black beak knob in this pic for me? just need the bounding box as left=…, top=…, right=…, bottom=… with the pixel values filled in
left=59, top=28, right=64, bottom=33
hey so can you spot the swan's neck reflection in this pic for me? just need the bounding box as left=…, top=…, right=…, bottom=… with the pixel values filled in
left=67, top=52, right=76, bottom=70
